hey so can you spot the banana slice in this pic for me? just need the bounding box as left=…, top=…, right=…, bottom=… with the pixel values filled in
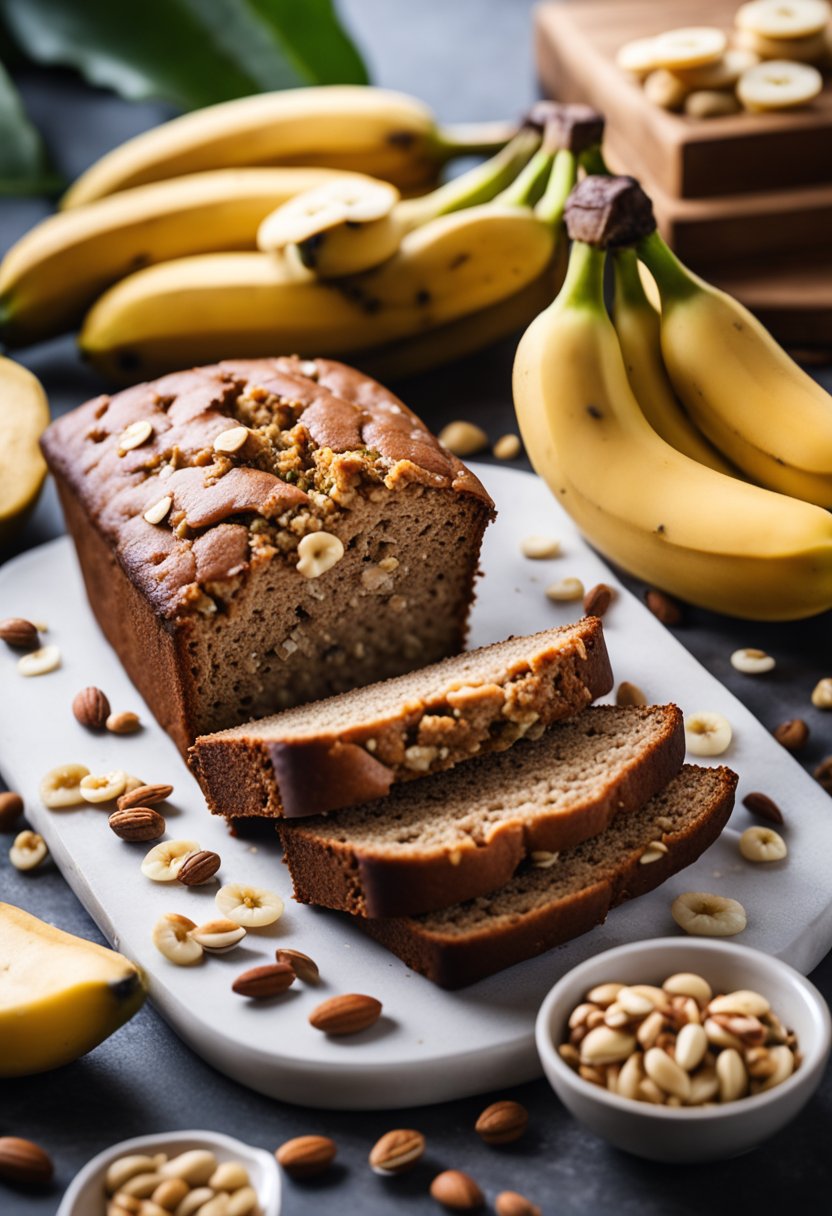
left=684, top=711, right=732, bottom=756
left=80, top=770, right=128, bottom=803
left=651, top=27, right=727, bottom=70
left=672, top=892, right=747, bottom=937
left=141, top=839, right=200, bottom=882
left=9, top=829, right=48, bottom=871
left=616, top=37, right=662, bottom=77
left=152, top=913, right=203, bottom=965
left=215, top=883, right=284, bottom=928
left=258, top=178, right=399, bottom=249
left=189, top=918, right=247, bottom=953
left=734, top=25, right=828, bottom=61
left=672, top=47, right=760, bottom=88
left=737, top=59, right=823, bottom=108
left=736, top=0, right=830, bottom=40
left=40, top=762, right=90, bottom=808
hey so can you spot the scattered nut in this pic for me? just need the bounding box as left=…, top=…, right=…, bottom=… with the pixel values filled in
left=814, top=756, right=832, bottom=794
left=493, top=433, right=521, bottom=460
left=730, top=647, right=775, bottom=675
left=672, top=891, right=747, bottom=937
left=739, top=825, right=788, bottom=863
left=80, top=770, right=128, bottom=803
left=142, top=839, right=201, bottom=882
left=231, top=963, right=295, bottom=998
left=0, top=617, right=39, bottom=649
left=811, top=678, right=832, bottom=709
left=495, top=1193, right=541, bottom=1216
left=40, top=762, right=91, bottom=809
left=520, top=535, right=561, bottom=559
left=308, top=993, right=382, bottom=1035
left=742, top=791, right=784, bottom=825
left=684, top=89, right=741, bottom=118
left=177, top=849, right=222, bottom=886
left=215, top=882, right=283, bottom=927
left=9, top=829, right=48, bottom=871
left=296, top=530, right=344, bottom=579
left=108, top=807, right=167, bottom=842
left=190, top=919, right=247, bottom=954
left=118, top=783, right=173, bottom=811
left=583, top=582, right=615, bottom=616
left=474, top=1099, right=528, bottom=1145
left=530, top=850, right=559, bottom=868
left=72, top=686, right=111, bottom=730
left=438, top=420, right=488, bottom=457
left=0, top=1136, right=54, bottom=1185
left=144, top=496, right=173, bottom=526
left=644, top=67, right=689, bottom=109
left=276, top=1135, right=336, bottom=1179
left=107, top=711, right=142, bottom=734
left=616, top=681, right=647, bottom=707
left=0, top=791, right=24, bottom=832
left=118, top=419, right=154, bottom=452
left=430, top=1169, right=484, bottom=1212
left=276, top=948, right=320, bottom=984
left=18, top=644, right=61, bottom=676
left=773, top=718, right=809, bottom=751
left=152, top=914, right=203, bottom=965
left=213, top=426, right=250, bottom=454
left=639, top=840, right=669, bottom=865
left=368, top=1128, right=425, bottom=1175
left=545, top=576, right=585, bottom=602
left=645, top=589, right=682, bottom=625
left=685, top=711, right=732, bottom=756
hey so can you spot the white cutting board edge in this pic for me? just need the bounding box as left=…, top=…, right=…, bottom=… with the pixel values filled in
left=2, top=462, right=831, bottom=1110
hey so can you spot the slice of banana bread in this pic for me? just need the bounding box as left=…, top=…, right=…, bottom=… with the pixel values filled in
left=278, top=703, right=685, bottom=916
left=190, top=618, right=613, bottom=818
left=362, top=764, right=737, bottom=988
left=41, top=356, right=494, bottom=755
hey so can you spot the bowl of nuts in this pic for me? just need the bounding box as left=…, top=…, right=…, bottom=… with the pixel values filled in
left=535, top=938, right=831, bottom=1162
left=55, top=1130, right=280, bottom=1216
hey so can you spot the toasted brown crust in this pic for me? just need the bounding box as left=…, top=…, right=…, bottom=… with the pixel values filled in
left=191, top=618, right=613, bottom=818
left=279, top=704, right=685, bottom=917
left=361, top=765, right=737, bottom=988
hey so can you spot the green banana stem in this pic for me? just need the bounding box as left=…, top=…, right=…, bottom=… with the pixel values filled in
left=400, top=127, right=541, bottom=225
left=613, top=247, right=653, bottom=314
left=636, top=230, right=700, bottom=303
left=557, top=240, right=606, bottom=312
left=431, top=119, right=518, bottom=159
left=535, top=149, right=578, bottom=226
left=495, top=145, right=556, bottom=208
left=579, top=145, right=610, bottom=176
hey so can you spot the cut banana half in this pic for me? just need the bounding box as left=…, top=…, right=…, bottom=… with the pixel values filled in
left=616, top=37, right=662, bottom=77
left=258, top=178, right=399, bottom=247
left=672, top=892, right=748, bottom=937
left=152, top=913, right=203, bottom=965
left=672, top=47, right=760, bottom=89
left=651, top=27, right=727, bottom=70
left=736, top=0, right=830, bottom=40
left=737, top=59, right=824, bottom=108
left=215, top=883, right=284, bottom=928
left=141, top=839, right=200, bottom=882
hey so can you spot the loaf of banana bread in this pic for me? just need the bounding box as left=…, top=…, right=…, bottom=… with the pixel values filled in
left=41, top=357, right=494, bottom=754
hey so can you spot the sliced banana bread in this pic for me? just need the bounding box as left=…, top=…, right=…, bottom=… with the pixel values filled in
left=41, top=356, right=493, bottom=755
left=278, top=703, right=685, bottom=916
left=363, top=764, right=737, bottom=988
left=190, top=618, right=612, bottom=818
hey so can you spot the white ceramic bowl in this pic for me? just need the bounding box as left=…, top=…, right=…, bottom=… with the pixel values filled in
left=56, top=1130, right=281, bottom=1216
left=535, top=937, right=831, bottom=1163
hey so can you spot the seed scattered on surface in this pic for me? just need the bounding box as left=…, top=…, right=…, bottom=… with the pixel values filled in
left=730, top=647, right=775, bottom=675
left=814, top=756, right=832, bottom=794
left=493, top=433, right=522, bottom=460
left=275, top=1135, right=336, bottom=1179
left=430, top=1168, right=484, bottom=1212
left=773, top=718, right=809, bottom=751
left=17, top=645, right=61, bottom=677
left=616, top=681, right=647, bottom=707
left=107, top=711, right=142, bottom=734
left=0, top=618, right=39, bottom=649
left=0, top=791, right=24, bottom=832
left=583, top=582, right=614, bottom=617
left=438, top=420, right=489, bottom=457
left=685, top=711, right=732, bottom=756
left=9, top=829, right=48, bottom=871
left=545, top=577, right=585, bottom=603
left=739, top=826, right=788, bottom=863
left=645, top=588, right=682, bottom=625
left=368, top=1128, right=425, bottom=1175
left=72, top=686, right=111, bottom=730
left=742, top=791, right=784, bottom=825
left=521, top=534, right=561, bottom=560
left=276, top=948, right=320, bottom=984
left=672, top=891, right=747, bottom=937
left=811, top=678, right=832, bottom=709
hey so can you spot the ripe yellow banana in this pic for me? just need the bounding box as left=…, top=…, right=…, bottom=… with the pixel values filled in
left=63, top=86, right=514, bottom=208
left=80, top=204, right=556, bottom=382
left=513, top=238, right=832, bottom=620
left=612, top=249, right=734, bottom=476
left=0, top=168, right=369, bottom=348
left=0, top=356, right=49, bottom=540
left=637, top=230, right=832, bottom=507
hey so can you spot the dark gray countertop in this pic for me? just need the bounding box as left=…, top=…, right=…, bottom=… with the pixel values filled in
left=2, top=1, right=832, bottom=1212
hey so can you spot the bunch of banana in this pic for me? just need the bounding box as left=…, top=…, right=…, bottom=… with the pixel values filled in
left=513, top=174, right=832, bottom=621
left=62, top=85, right=515, bottom=207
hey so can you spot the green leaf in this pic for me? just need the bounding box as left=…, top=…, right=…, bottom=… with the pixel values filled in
left=0, top=0, right=368, bottom=110
left=0, top=59, right=59, bottom=194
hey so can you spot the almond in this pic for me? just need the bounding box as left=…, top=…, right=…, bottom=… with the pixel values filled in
left=107, top=711, right=142, bottom=734
left=232, top=963, right=295, bottom=999
left=308, top=992, right=382, bottom=1035
left=0, top=1136, right=54, bottom=1185
left=0, top=617, right=39, bottom=650
left=108, top=807, right=167, bottom=842
left=742, top=791, right=784, bottom=825
left=646, top=588, right=683, bottom=625
left=72, top=685, right=111, bottom=730
left=0, top=791, right=24, bottom=832
left=496, top=1193, right=542, bottom=1216
left=368, top=1128, right=425, bottom=1175
left=176, top=849, right=221, bottom=886
left=275, top=1135, right=336, bottom=1179
left=815, top=756, right=832, bottom=795
left=773, top=718, right=809, bottom=751
left=117, top=783, right=174, bottom=811
left=276, top=948, right=320, bottom=984
left=583, top=582, right=614, bottom=617
left=430, top=1169, right=484, bottom=1211
left=474, top=1099, right=529, bottom=1145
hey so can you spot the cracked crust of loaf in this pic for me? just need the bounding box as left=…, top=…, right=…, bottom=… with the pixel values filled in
left=278, top=704, right=686, bottom=917
left=190, top=618, right=613, bottom=818
left=360, top=764, right=737, bottom=988
left=42, top=357, right=494, bottom=754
